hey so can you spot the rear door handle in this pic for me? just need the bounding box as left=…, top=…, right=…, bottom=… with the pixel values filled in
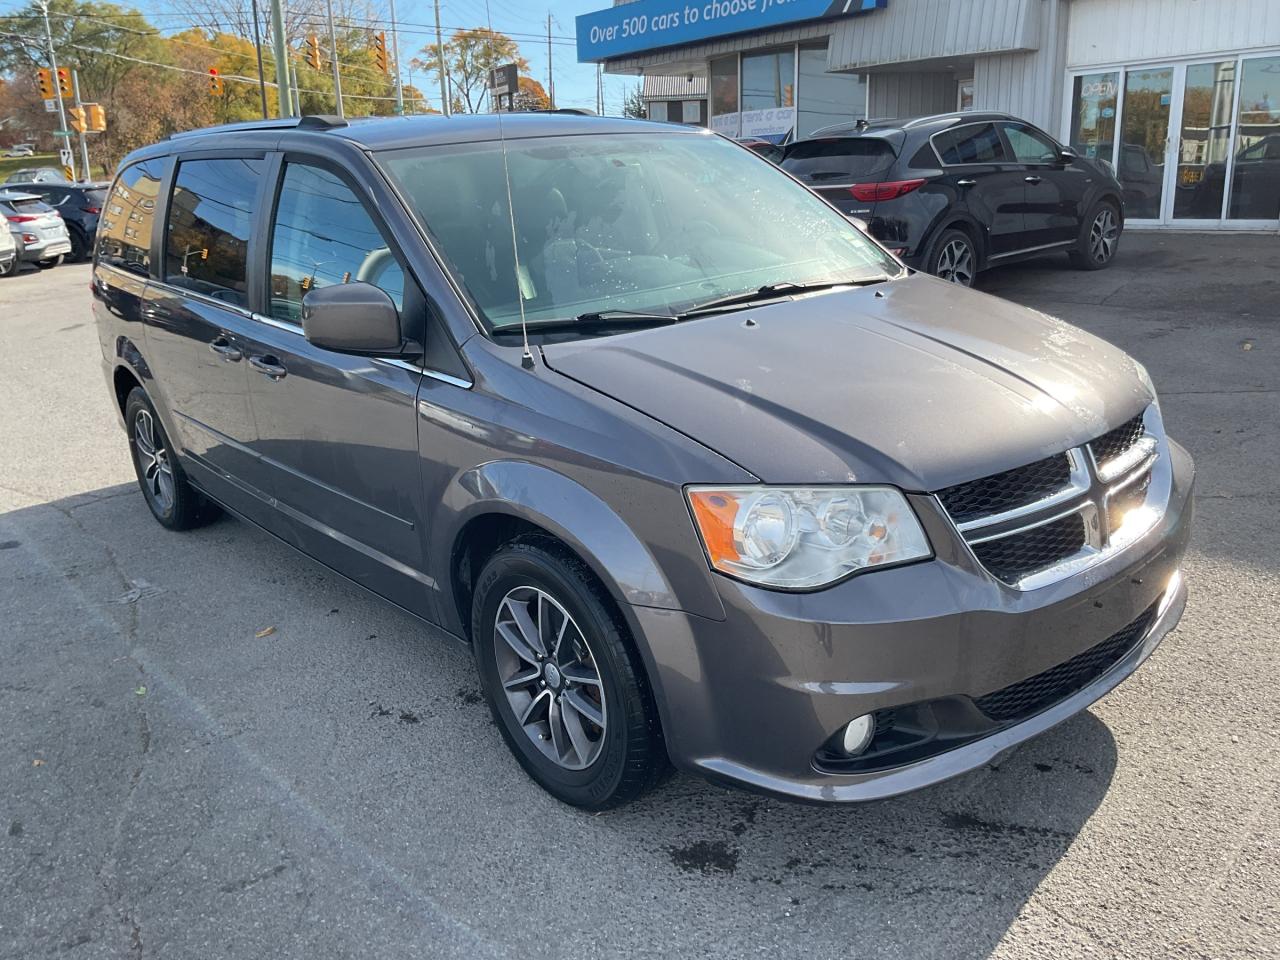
left=1024, top=175, right=1043, bottom=184
left=208, top=337, right=242, bottom=362
left=956, top=178, right=977, bottom=187
left=249, top=355, right=287, bottom=380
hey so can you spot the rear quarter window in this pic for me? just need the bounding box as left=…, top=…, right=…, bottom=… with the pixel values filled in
left=931, top=123, right=1008, bottom=164
left=97, top=157, right=167, bottom=275
left=782, top=139, right=897, bottom=183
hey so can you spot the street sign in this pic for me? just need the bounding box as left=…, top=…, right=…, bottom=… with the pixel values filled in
left=52, top=130, right=73, bottom=137
left=59, top=148, right=74, bottom=166
left=488, top=63, right=517, bottom=97
left=43, top=98, right=57, bottom=113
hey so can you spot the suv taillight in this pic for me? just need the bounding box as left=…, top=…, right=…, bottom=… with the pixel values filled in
left=81, top=206, right=101, bottom=214
left=849, top=179, right=926, bottom=202
left=6, top=214, right=39, bottom=223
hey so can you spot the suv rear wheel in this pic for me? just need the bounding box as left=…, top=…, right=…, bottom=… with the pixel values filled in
left=472, top=536, right=667, bottom=809
left=1070, top=200, right=1121, bottom=270
left=927, top=227, right=977, bottom=286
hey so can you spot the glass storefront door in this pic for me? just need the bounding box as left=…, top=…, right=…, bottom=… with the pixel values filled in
left=1068, top=54, right=1280, bottom=226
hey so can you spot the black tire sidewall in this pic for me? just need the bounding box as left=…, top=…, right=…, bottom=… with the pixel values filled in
left=1074, top=200, right=1120, bottom=269
left=472, top=543, right=645, bottom=809
left=123, top=387, right=211, bottom=530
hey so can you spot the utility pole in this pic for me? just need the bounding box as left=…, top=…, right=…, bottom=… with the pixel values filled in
left=433, top=0, right=449, bottom=116
left=269, top=0, right=292, bottom=116
left=324, top=0, right=343, bottom=117
left=36, top=0, right=74, bottom=180
left=71, top=70, right=89, bottom=181
left=290, top=63, right=301, bottom=116
left=388, top=0, right=404, bottom=114
left=546, top=13, right=554, bottom=109
left=249, top=0, right=269, bottom=118
left=596, top=63, right=603, bottom=115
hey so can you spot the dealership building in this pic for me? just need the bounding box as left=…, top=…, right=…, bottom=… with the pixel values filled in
left=577, top=0, right=1280, bottom=229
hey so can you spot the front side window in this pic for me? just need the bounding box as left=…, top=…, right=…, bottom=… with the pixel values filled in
left=164, top=158, right=264, bottom=307
left=932, top=123, right=1008, bottom=164
left=379, top=132, right=899, bottom=335
left=1001, top=123, right=1061, bottom=164
left=267, top=163, right=404, bottom=324
left=97, top=157, right=166, bottom=274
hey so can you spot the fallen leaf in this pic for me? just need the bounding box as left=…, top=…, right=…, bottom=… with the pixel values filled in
left=255, top=626, right=277, bottom=638
left=32, top=758, right=45, bottom=767
left=1242, top=341, right=1254, bottom=351
left=135, top=686, right=147, bottom=696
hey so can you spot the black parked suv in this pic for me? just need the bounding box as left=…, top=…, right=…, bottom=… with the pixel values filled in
left=782, top=112, right=1125, bottom=286
left=8, top=180, right=108, bottom=261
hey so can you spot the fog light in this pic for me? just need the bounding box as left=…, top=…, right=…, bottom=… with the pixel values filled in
left=840, top=714, right=876, bottom=757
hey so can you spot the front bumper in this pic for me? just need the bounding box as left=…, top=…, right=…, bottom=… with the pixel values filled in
left=633, top=440, right=1194, bottom=803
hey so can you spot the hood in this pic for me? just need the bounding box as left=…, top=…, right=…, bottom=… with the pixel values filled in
left=541, top=274, right=1152, bottom=491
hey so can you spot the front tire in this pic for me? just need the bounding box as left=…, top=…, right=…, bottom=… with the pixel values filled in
left=927, top=227, right=978, bottom=287
left=1069, top=200, right=1121, bottom=270
left=472, top=536, right=667, bottom=810
left=124, top=388, right=219, bottom=530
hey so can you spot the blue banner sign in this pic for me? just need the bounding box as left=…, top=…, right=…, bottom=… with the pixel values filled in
left=577, top=0, right=887, bottom=62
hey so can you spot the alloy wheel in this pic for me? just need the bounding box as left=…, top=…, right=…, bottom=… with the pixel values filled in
left=1089, top=208, right=1119, bottom=263
left=936, top=238, right=974, bottom=285
left=493, top=585, right=607, bottom=771
left=133, top=409, right=175, bottom=513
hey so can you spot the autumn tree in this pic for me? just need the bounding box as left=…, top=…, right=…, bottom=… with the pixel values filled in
left=411, top=27, right=527, bottom=114
left=512, top=76, right=549, bottom=112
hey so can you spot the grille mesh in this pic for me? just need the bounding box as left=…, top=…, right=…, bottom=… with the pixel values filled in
left=970, top=511, right=1087, bottom=585
left=937, top=453, right=1072, bottom=524
left=1090, top=413, right=1146, bottom=468
left=975, top=602, right=1159, bottom=722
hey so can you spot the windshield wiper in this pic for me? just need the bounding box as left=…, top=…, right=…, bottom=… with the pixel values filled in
left=496, top=310, right=678, bottom=335
left=678, top=277, right=892, bottom=318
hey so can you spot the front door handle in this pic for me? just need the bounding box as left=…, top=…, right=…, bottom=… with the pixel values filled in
left=208, top=337, right=242, bottom=362
left=1024, top=175, right=1043, bottom=184
left=249, top=355, right=288, bottom=380
left=956, top=178, right=977, bottom=187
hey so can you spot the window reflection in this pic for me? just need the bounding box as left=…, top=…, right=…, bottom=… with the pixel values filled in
left=1173, top=61, right=1236, bottom=220
left=1228, top=55, right=1280, bottom=220
left=1070, top=72, right=1118, bottom=164
left=1119, top=68, right=1173, bottom=218
left=164, top=158, right=263, bottom=306
left=97, top=158, right=165, bottom=274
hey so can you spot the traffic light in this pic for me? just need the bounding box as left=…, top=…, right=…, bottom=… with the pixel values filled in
left=68, top=106, right=86, bottom=133
left=305, top=35, right=321, bottom=70
left=56, top=67, right=72, bottom=98
left=208, top=67, right=224, bottom=96
left=372, top=31, right=388, bottom=73
left=86, top=103, right=106, bottom=131
left=36, top=67, right=54, bottom=99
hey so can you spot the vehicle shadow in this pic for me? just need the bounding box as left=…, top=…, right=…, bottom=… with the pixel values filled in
left=1, top=482, right=1120, bottom=959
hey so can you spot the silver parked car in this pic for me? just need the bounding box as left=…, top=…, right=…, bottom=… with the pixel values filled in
left=92, top=114, right=1193, bottom=809
left=1, top=190, right=72, bottom=269
left=0, top=212, right=16, bottom=276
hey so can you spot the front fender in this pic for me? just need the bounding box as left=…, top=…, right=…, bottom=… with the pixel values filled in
left=435, top=459, right=727, bottom=630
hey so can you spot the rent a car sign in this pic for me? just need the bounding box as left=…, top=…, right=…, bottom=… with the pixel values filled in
left=576, top=0, right=887, bottom=62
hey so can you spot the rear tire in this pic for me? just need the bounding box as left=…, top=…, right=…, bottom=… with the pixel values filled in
left=36, top=255, right=63, bottom=269
left=926, top=227, right=978, bottom=287
left=124, top=387, right=220, bottom=531
left=0, top=258, right=15, bottom=277
left=1069, top=200, right=1121, bottom=270
left=472, top=535, right=668, bottom=810
left=68, top=229, right=87, bottom=262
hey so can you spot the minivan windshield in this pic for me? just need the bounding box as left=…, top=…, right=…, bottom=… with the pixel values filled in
left=378, top=132, right=900, bottom=334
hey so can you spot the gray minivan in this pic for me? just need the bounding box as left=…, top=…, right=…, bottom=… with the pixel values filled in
left=92, top=114, right=1193, bottom=809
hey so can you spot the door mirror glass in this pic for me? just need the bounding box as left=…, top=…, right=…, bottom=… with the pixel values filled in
left=1059, top=147, right=1078, bottom=162
left=302, top=282, right=405, bottom=356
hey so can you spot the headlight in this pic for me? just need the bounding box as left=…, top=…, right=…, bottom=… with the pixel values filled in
left=1133, top=359, right=1158, bottom=403
left=686, top=486, right=931, bottom=589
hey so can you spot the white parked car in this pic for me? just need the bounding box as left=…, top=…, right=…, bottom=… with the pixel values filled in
left=0, top=213, right=17, bottom=275
left=0, top=190, right=72, bottom=269
left=5, top=144, right=36, bottom=158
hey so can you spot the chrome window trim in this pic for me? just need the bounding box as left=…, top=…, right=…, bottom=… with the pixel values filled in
left=150, top=278, right=254, bottom=319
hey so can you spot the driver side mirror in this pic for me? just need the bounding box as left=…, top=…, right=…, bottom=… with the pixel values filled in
left=302, top=282, right=415, bottom=357
left=1058, top=147, right=1078, bottom=163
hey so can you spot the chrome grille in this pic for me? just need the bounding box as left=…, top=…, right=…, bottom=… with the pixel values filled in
left=937, top=453, right=1072, bottom=524
left=935, top=408, right=1162, bottom=589
left=970, top=511, right=1088, bottom=585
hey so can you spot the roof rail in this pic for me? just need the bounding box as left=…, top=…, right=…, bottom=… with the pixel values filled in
left=168, top=114, right=348, bottom=140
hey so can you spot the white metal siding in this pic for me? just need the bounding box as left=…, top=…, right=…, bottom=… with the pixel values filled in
left=1067, top=0, right=1280, bottom=67
left=869, top=73, right=958, bottom=117
left=972, top=0, right=1068, bottom=129
left=829, top=0, right=1040, bottom=71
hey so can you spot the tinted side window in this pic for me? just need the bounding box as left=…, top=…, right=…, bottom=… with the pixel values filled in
left=932, top=123, right=1008, bottom=164
left=1002, top=123, right=1061, bottom=164
left=164, top=158, right=264, bottom=308
left=97, top=158, right=166, bottom=274
left=267, top=163, right=404, bottom=325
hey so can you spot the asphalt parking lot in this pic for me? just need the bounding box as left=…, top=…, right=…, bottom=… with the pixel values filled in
left=2, top=232, right=1277, bottom=960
